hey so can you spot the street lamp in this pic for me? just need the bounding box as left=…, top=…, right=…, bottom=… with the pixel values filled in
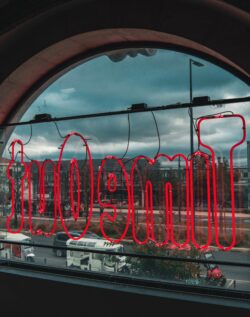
left=14, top=160, right=22, bottom=228
left=189, top=58, right=204, bottom=155
left=189, top=58, right=204, bottom=232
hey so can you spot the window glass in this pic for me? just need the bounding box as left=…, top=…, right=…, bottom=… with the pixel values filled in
left=57, top=234, right=68, bottom=241
left=0, top=48, right=249, bottom=292
left=92, top=253, right=104, bottom=260
left=80, top=256, right=89, bottom=266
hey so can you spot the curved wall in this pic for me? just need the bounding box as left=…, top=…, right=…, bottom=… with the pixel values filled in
left=0, top=0, right=249, bottom=124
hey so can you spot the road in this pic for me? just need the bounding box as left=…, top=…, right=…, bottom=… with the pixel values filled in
left=215, top=251, right=250, bottom=291
left=29, top=235, right=250, bottom=292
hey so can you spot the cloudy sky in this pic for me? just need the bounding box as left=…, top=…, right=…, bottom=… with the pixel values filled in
left=3, top=48, right=250, bottom=166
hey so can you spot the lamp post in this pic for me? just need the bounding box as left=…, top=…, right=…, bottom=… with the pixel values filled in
left=189, top=59, right=204, bottom=231
left=14, top=161, right=21, bottom=228
left=98, top=165, right=104, bottom=216
left=189, top=58, right=204, bottom=155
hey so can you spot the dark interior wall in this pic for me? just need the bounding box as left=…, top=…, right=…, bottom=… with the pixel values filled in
left=0, top=0, right=249, bottom=126
left=0, top=0, right=70, bottom=34
left=0, top=1, right=249, bottom=314
left=0, top=0, right=249, bottom=83
left=0, top=270, right=249, bottom=317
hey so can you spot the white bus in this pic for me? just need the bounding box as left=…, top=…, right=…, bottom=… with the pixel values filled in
left=66, top=238, right=130, bottom=273
left=0, top=232, right=35, bottom=262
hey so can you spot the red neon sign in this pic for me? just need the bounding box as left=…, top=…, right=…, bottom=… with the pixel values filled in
left=69, top=158, right=81, bottom=221
left=57, top=132, right=94, bottom=240
left=197, top=114, right=246, bottom=251
left=28, top=159, right=57, bottom=237
left=28, top=159, right=42, bottom=235
left=190, top=151, right=212, bottom=250
left=130, top=154, right=190, bottom=248
left=6, top=140, right=28, bottom=234
left=4, top=114, right=246, bottom=251
left=97, top=156, right=131, bottom=244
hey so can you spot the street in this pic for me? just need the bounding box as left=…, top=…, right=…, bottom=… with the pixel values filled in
left=0, top=208, right=249, bottom=292
left=30, top=235, right=250, bottom=292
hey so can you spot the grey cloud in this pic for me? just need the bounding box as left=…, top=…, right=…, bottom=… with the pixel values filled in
left=4, top=48, right=249, bottom=165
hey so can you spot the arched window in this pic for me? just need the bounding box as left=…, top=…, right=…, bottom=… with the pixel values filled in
left=0, top=48, right=249, bottom=291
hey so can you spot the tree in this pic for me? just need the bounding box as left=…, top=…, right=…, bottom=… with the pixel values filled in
left=130, top=242, right=201, bottom=281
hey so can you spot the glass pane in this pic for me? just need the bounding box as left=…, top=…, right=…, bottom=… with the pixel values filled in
left=0, top=48, right=249, bottom=292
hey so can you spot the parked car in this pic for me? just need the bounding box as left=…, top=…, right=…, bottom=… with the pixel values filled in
left=53, top=231, right=100, bottom=257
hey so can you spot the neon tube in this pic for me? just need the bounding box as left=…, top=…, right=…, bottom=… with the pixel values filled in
left=57, top=132, right=94, bottom=240
left=197, top=114, right=246, bottom=251
left=190, top=151, right=212, bottom=249
left=97, top=156, right=131, bottom=244
left=27, top=159, right=42, bottom=236
left=130, top=154, right=190, bottom=248
left=6, top=140, right=28, bottom=234
left=69, top=158, right=81, bottom=221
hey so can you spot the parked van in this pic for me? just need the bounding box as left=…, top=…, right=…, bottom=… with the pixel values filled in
left=0, top=232, right=35, bottom=262
left=53, top=231, right=100, bottom=257
left=66, top=238, right=130, bottom=273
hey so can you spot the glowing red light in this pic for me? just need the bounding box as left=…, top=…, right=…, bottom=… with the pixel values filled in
left=3, top=114, right=246, bottom=252
left=130, top=156, right=155, bottom=245
left=107, top=173, right=117, bottom=193
left=6, top=140, right=28, bottom=234
left=69, top=158, right=81, bottom=221
left=197, top=114, right=246, bottom=251
left=27, top=159, right=42, bottom=236
left=130, top=154, right=190, bottom=248
left=40, top=159, right=57, bottom=237
left=27, top=159, right=57, bottom=237
left=190, top=151, right=212, bottom=250
left=97, top=156, right=131, bottom=244
left=57, top=132, right=94, bottom=240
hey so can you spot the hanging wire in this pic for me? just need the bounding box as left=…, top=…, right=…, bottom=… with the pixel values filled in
left=6, top=124, right=33, bottom=158
left=7, top=143, right=21, bottom=159
left=23, top=124, right=33, bottom=146
left=14, top=150, right=21, bottom=162
left=123, top=111, right=161, bottom=167
left=120, top=113, right=131, bottom=160
left=53, top=121, right=67, bottom=139
left=6, top=124, right=32, bottom=157
left=7, top=143, right=12, bottom=158
left=151, top=111, right=161, bottom=159
left=22, top=151, right=34, bottom=162
left=193, top=110, right=234, bottom=133
left=13, top=150, right=34, bottom=162
left=193, top=110, right=234, bottom=122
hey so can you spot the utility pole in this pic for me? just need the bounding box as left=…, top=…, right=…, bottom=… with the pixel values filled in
left=189, top=58, right=204, bottom=156
left=14, top=162, right=20, bottom=228
left=189, top=59, right=194, bottom=155
left=189, top=58, right=204, bottom=230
